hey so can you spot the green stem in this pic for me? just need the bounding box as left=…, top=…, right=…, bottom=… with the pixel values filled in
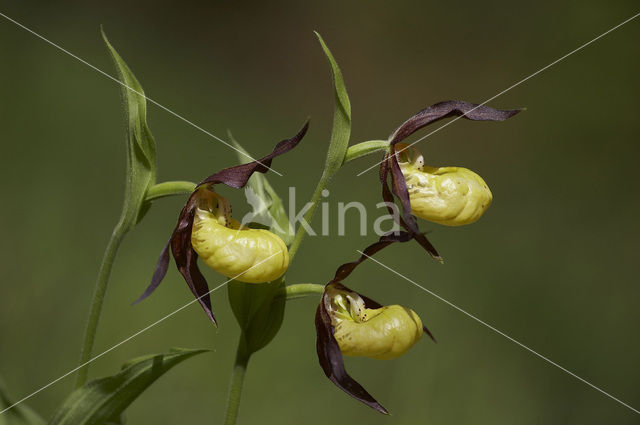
left=287, top=140, right=389, bottom=261
left=288, top=141, right=389, bottom=261
left=343, top=140, right=389, bottom=164
left=276, top=283, right=325, bottom=300
left=287, top=174, right=330, bottom=261
left=145, top=181, right=197, bottom=202
left=74, top=221, right=129, bottom=389
left=224, top=340, right=251, bottom=425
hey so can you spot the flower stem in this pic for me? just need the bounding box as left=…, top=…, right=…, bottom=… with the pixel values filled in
left=343, top=140, right=388, bottom=164
left=276, top=283, right=325, bottom=300
left=287, top=140, right=388, bottom=261
left=224, top=340, right=251, bottom=425
left=145, top=181, right=197, bottom=202
left=287, top=174, right=330, bottom=261
left=74, top=220, right=128, bottom=389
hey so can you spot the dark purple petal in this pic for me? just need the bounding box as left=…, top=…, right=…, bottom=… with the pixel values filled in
left=331, top=232, right=413, bottom=284
left=132, top=240, right=170, bottom=305
left=134, top=191, right=198, bottom=303
left=389, top=100, right=521, bottom=145
left=183, top=246, right=217, bottom=325
left=412, top=232, right=441, bottom=262
left=379, top=154, right=399, bottom=219
left=168, top=194, right=217, bottom=324
left=136, top=191, right=216, bottom=323
left=388, top=147, right=419, bottom=235
left=379, top=154, right=414, bottom=232
left=315, top=295, right=388, bottom=414
left=423, top=325, right=436, bottom=343
left=381, top=151, right=441, bottom=261
left=200, top=121, right=309, bottom=187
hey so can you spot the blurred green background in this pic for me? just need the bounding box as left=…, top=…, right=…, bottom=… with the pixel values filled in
left=1, top=1, right=639, bottom=424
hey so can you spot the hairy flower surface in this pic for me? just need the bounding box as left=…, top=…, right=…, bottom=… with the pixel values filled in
left=191, top=191, right=289, bottom=283
left=397, top=143, right=492, bottom=226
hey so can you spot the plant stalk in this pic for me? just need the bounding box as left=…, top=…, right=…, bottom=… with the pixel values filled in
left=343, top=140, right=388, bottom=164
left=276, top=283, right=325, bottom=300
left=74, top=221, right=128, bottom=388
left=287, top=174, right=330, bottom=261
left=224, top=340, right=251, bottom=425
left=145, top=181, right=197, bottom=201
left=288, top=140, right=389, bottom=261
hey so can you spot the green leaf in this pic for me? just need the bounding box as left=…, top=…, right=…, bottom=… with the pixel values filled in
left=49, top=348, right=208, bottom=425
left=315, top=32, right=352, bottom=179
left=229, top=132, right=294, bottom=245
left=228, top=278, right=286, bottom=355
left=101, top=29, right=157, bottom=231
left=0, top=378, right=46, bottom=425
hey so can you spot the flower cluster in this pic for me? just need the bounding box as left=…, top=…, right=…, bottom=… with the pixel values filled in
left=315, top=101, right=520, bottom=412
left=139, top=100, right=519, bottom=413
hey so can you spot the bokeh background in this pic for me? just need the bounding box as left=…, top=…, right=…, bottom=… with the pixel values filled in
left=1, top=1, right=639, bottom=424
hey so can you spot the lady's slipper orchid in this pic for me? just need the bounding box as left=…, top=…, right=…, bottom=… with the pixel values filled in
left=315, top=232, right=435, bottom=414
left=396, top=143, right=493, bottom=226
left=190, top=190, right=289, bottom=283
left=380, top=101, right=520, bottom=254
left=134, top=122, right=309, bottom=324
left=325, top=283, right=423, bottom=360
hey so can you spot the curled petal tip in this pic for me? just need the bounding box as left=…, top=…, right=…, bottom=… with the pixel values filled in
left=389, top=100, right=521, bottom=145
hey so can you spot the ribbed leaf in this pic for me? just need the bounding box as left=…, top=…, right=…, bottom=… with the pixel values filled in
left=0, top=378, right=45, bottom=425
left=49, top=348, right=208, bottom=425
left=315, top=32, right=352, bottom=179
left=101, top=29, right=157, bottom=230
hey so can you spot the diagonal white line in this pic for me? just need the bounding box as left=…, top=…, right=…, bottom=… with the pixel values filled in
left=357, top=250, right=640, bottom=415
left=0, top=11, right=283, bottom=176
left=356, top=11, right=640, bottom=177
left=0, top=251, right=280, bottom=416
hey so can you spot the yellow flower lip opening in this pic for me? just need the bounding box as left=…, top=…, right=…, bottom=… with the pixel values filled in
left=326, top=286, right=423, bottom=360
left=190, top=188, right=289, bottom=283
left=395, top=143, right=493, bottom=226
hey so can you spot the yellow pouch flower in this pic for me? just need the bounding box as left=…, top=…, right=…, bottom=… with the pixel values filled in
left=397, top=143, right=492, bottom=226
left=191, top=191, right=289, bottom=283
left=326, top=285, right=423, bottom=360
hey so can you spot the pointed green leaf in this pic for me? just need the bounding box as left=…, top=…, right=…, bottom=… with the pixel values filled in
left=49, top=348, right=208, bottom=425
left=101, top=29, right=157, bottom=231
left=0, top=378, right=45, bottom=425
left=315, top=32, right=352, bottom=179
left=229, top=133, right=294, bottom=244
left=228, top=278, right=286, bottom=354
